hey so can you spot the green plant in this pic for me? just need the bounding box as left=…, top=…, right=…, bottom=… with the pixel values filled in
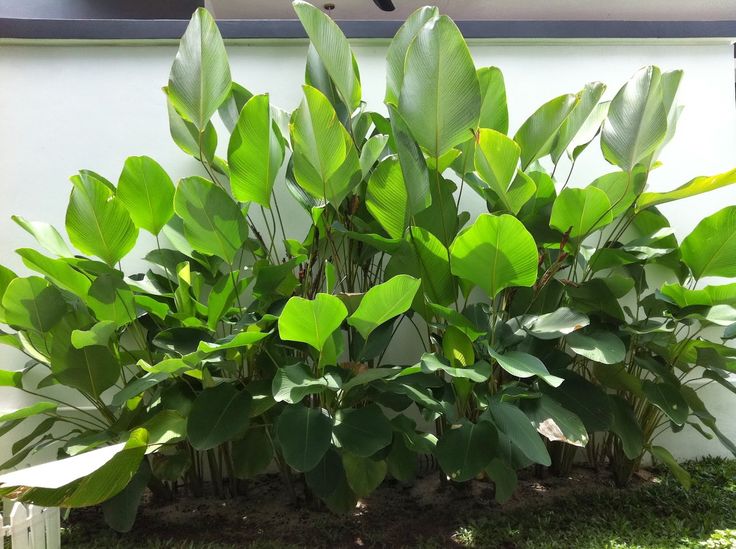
left=0, top=0, right=735, bottom=531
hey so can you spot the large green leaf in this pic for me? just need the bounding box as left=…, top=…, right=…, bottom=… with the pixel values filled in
left=435, top=420, right=497, bottom=482
left=551, top=82, right=607, bottom=164
left=387, top=105, right=431, bottom=215
left=550, top=187, right=613, bottom=240
left=16, top=249, right=90, bottom=297
left=174, top=176, right=248, bottom=263
left=86, top=274, right=136, bottom=328
left=641, top=380, right=688, bottom=426
left=385, top=6, right=439, bottom=106
left=12, top=216, right=73, bottom=257
left=485, top=401, right=550, bottom=466
left=272, top=362, right=331, bottom=404
left=398, top=15, right=480, bottom=158
left=228, top=94, right=284, bottom=207
left=187, top=383, right=252, bottom=450
left=659, top=282, right=736, bottom=308
left=650, top=445, right=690, bottom=489
left=66, top=171, right=138, bottom=266
left=406, top=227, right=455, bottom=306
left=540, top=370, right=613, bottom=432
left=521, top=307, right=589, bottom=340
left=522, top=394, right=589, bottom=447
left=342, top=454, right=386, bottom=497
left=165, top=96, right=218, bottom=161
left=608, top=395, right=644, bottom=459
left=348, top=275, right=420, bottom=340
left=293, top=0, right=360, bottom=111
left=365, top=156, right=409, bottom=239
left=449, top=213, right=538, bottom=298
left=637, top=168, right=736, bottom=211
left=680, top=206, right=736, bottom=279
left=168, top=7, right=231, bottom=130
left=232, top=428, right=274, bottom=479
left=474, top=129, right=533, bottom=214
left=0, top=429, right=148, bottom=508
left=101, top=460, right=151, bottom=533
left=51, top=342, right=120, bottom=398
left=566, top=331, right=626, bottom=365
left=601, top=66, right=667, bottom=172
left=2, top=276, right=66, bottom=332
left=488, top=349, right=563, bottom=387
left=589, top=170, right=641, bottom=219
left=276, top=405, right=333, bottom=472
left=477, top=66, right=508, bottom=134
left=514, top=94, right=577, bottom=169
left=117, top=156, right=175, bottom=235
left=333, top=404, right=393, bottom=457
left=278, top=293, right=347, bottom=352
left=290, top=85, right=360, bottom=205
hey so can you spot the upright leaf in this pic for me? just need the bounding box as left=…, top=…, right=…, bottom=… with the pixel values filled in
left=601, top=66, right=667, bottom=172
left=168, top=7, right=231, bottom=130
left=348, top=275, right=420, bottom=340
left=293, top=0, right=361, bottom=110
left=365, top=156, right=409, bottom=239
left=12, top=216, right=73, bottom=258
left=550, top=187, right=613, bottom=240
left=174, top=176, right=248, bottom=263
left=228, top=94, right=284, bottom=207
left=398, top=15, right=480, bottom=157
left=514, top=94, right=577, bottom=169
left=551, top=82, right=607, bottom=164
left=117, top=156, right=175, bottom=235
left=638, top=168, right=736, bottom=211
left=66, top=171, right=138, bottom=266
left=385, top=6, right=439, bottom=105
left=387, top=105, right=431, bottom=215
left=477, top=67, right=508, bottom=134
left=278, top=293, right=347, bottom=352
left=449, top=213, right=538, bottom=298
left=187, top=384, right=252, bottom=450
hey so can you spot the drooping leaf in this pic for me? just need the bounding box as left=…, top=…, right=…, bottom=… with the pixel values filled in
left=650, top=445, right=690, bottom=489
left=333, top=404, right=393, bottom=457
left=2, top=276, right=66, bottom=332
left=101, top=460, right=151, bottom=533
left=16, top=249, right=90, bottom=297
left=601, top=66, right=667, bottom=172
left=66, top=171, right=138, bottom=266
left=385, top=6, right=439, bottom=106
left=608, top=395, right=644, bottom=459
left=419, top=353, right=491, bottom=382
left=521, top=307, right=589, bottom=340
left=680, top=206, right=736, bottom=280
left=522, top=394, right=589, bottom=447
left=272, top=362, right=331, bottom=404
left=485, top=401, right=550, bottom=466
left=117, top=156, right=175, bottom=235
left=11, top=216, right=73, bottom=257
left=659, top=282, right=736, bottom=308
left=641, top=380, right=688, bottom=426
left=51, top=342, right=120, bottom=398
left=514, top=93, right=577, bottom=169
left=449, top=213, right=538, bottom=298
left=485, top=458, right=517, bottom=503
left=540, top=370, right=613, bottom=432
left=86, top=274, right=136, bottom=328
left=398, top=15, right=480, bottom=158
left=187, top=383, right=252, bottom=450
left=168, top=7, right=231, bottom=130
left=278, top=293, right=347, bottom=352
left=488, top=349, right=563, bottom=387
left=293, top=0, right=360, bottom=110
left=174, top=176, right=248, bottom=263
left=435, top=420, right=497, bottom=482
left=71, top=321, right=117, bottom=349
left=638, top=168, right=736, bottom=211
left=228, top=94, right=284, bottom=207
left=166, top=96, right=218, bottom=161
left=232, top=428, right=274, bottom=479
left=550, top=186, right=613, bottom=241
left=348, top=275, right=420, bottom=340
left=276, top=405, right=333, bottom=472
left=342, top=454, right=386, bottom=497
left=566, top=330, right=626, bottom=365
left=0, top=402, right=57, bottom=422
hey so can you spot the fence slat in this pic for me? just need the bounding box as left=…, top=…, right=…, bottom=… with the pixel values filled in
left=43, top=507, right=61, bottom=549
left=9, top=502, right=30, bottom=549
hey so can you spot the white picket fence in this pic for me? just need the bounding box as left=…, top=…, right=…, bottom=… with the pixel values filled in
left=0, top=501, right=60, bottom=549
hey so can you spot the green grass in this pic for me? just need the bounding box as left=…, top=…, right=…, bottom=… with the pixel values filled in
left=451, top=457, right=736, bottom=549
left=61, top=458, right=736, bottom=548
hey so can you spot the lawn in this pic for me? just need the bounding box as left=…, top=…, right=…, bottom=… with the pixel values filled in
left=61, top=458, right=736, bottom=548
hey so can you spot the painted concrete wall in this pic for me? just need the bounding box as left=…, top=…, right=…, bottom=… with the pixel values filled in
left=0, top=39, right=735, bottom=464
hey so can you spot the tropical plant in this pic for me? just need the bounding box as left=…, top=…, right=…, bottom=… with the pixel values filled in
left=0, top=0, right=735, bottom=530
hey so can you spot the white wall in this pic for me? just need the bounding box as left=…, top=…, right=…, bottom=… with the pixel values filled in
left=0, top=38, right=735, bottom=463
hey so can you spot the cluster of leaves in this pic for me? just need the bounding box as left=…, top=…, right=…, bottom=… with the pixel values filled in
left=1, top=1, right=736, bottom=530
